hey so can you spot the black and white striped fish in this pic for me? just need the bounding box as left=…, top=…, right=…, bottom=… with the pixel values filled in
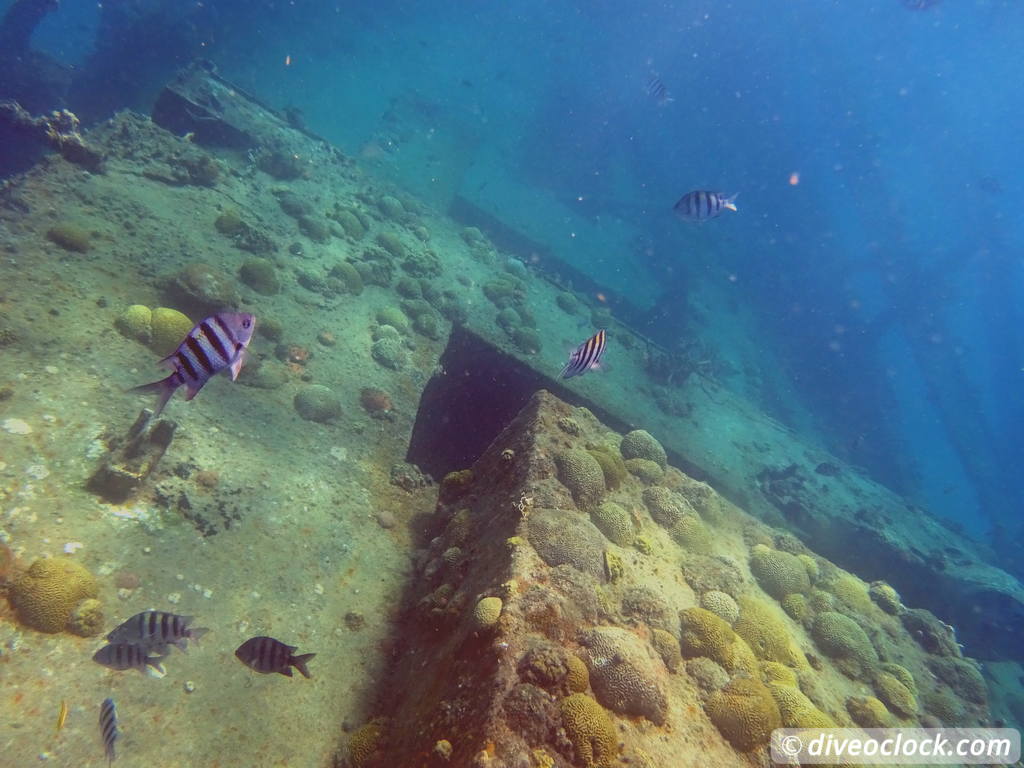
left=99, top=697, right=118, bottom=765
left=645, top=74, right=673, bottom=106
left=92, top=642, right=167, bottom=676
left=673, top=190, right=738, bottom=222
left=106, top=610, right=209, bottom=653
left=560, top=329, right=607, bottom=379
left=235, top=636, right=316, bottom=678
left=132, top=312, right=256, bottom=416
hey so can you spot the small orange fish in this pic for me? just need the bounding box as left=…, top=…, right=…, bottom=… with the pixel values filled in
left=55, top=699, right=68, bottom=733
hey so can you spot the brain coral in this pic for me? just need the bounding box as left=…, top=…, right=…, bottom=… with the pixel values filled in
left=641, top=486, right=689, bottom=528
left=621, top=586, right=676, bottom=636
left=619, top=429, right=667, bottom=469
left=733, top=596, right=808, bottom=668
left=685, top=657, right=730, bottom=699
left=586, top=447, right=627, bottom=490
left=650, top=628, right=682, bottom=672
left=846, top=695, right=895, bottom=728
left=566, top=653, right=590, bottom=693
left=67, top=598, right=105, bottom=637
left=471, top=596, right=503, bottom=631
left=670, top=514, right=713, bottom=554
left=11, top=557, right=99, bottom=633
left=149, top=307, right=193, bottom=355
left=590, top=501, right=633, bottom=546
left=749, top=545, right=811, bottom=599
left=928, top=657, right=986, bottom=705
left=759, top=661, right=798, bottom=687
left=527, top=508, right=606, bottom=580
left=555, top=450, right=606, bottom=510
left=868, top=580, right=903, bottom=614
left=878, top=662, right=917, bottom=696
left=624, top=458, right=664, bottom=484
left=701, top=590, right=739, bottom=625
left=873, top=671, right=918, bottom=718
left=579, top=626, right=669, bottom=724
left=348, top=719, right=386, bottom=768
left=115, top=304, right=152, bottom=342
left=679, top=607, right=757, bottom=675
left=559, top=694, right=617, bottom=768
left=681, top=554, right=744, bottom=596
left=811, top=611, right=878, bottom=676
left=768, top=683, right=836, bottom=730
left=705, top=677, right=782, bottom=751
left=371, top=337, right=407, bottom=369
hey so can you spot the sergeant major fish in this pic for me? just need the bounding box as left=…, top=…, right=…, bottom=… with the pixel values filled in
left=235, top=636, right=316, bottom=678
left=99, top=697, right=118, bottom=765
left=673, top=190, right=738, bottom=222
left=132, top=312, right=256, bottom=416
left=645, top=73, right=673, bottom=106
left=106, top=610, right=209, bottom=653
left=560, top=329, right=607, bottom=379
left=92, top=642, right=167, bottom=676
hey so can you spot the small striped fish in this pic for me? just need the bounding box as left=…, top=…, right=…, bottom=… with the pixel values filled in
left=107, top=610, right=208, bottom=653
left=235, top=636, right=316, bottom=678
left=645, top=74, right=672, bottom=105
left=673, top=190, right=738, bottom=222
left=560, top=329, right=607, bottom=379
left=132, top=312, right=256, bottom=416
left=92, top=642, right=167, bottom=676
left=99, top=698, right=118, bottom=765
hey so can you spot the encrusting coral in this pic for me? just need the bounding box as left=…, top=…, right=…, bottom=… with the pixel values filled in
left=11, top=557, right=99, bottom=633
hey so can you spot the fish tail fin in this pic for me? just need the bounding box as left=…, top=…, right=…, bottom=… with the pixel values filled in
left=723, top=192, right=738, bottom=211
left=189, top=627, right=210, bottom=646
left=130, top=375, right=178, bottom=416
left=292, top=653, right=316, bottom=679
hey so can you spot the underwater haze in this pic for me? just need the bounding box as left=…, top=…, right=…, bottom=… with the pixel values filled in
left=2, top=0, right=1024, bottom=765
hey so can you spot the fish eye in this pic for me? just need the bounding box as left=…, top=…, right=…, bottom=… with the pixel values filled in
left=243, top=318, right=252, bottom=328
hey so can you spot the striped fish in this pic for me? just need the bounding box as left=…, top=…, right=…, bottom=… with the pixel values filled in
left=560, top=329, right=607, bottom=379
left=673, top=190, right=738, bottom=222
left=106, top=610, right=209, bottom=653
left=645, top=74, right=673, bottom=105
left=99, top=697, right=118, bottom=765
left=92, top=642, right=167, bottom=676
left=235, top=636, right=316, bottom=678
left=132, top=312, right=256, bottom=416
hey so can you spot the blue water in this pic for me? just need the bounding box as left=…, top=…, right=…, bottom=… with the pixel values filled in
left=20, top=0, right=1024, bottom=559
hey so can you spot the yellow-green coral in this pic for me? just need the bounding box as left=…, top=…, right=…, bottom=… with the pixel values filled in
left=149, top=307, right=193, bottom=356
left=873, top=672, right=917, bottom=718
left=446, top=508, right=472, bottom=546
left=619, top=429, right=667, bottom=469
left=633, top=535, right=654, bottom=555
left=670, top=514, right=713, bottom=554
left=471, top=596, right=502, bottom=631
left=587, top=447, right=627, bottom=490
left=590, top=501, right=633, bottom=546
left=733, top=596, right=808, bottom=668
left=556, top=450, right=606, bottom=509
left=869, top=581, right=903, bottom=614
left=781, top=593, right=809, bottom=623
left=348, top=719, right=386, bottom=768
left=440, top=469, right=473, bottom=502
left=846, top=695, right=895, bottom=728
left=811, top=611, right=878, bottom=677
left=749, top=545, right=811, bottom=599
left=760, top=661, right=798, bottom=687
left=768, top=682, right=836, bottom=729
left=624, top=458, right=663, bottom=484
left=603, top=550, right=624, bottom=582
left=705, top=677, right=782, bottom=751
left=830, top=573, right=873, bottom=614
left=679, top=607, right=757, bottom=675
left=797, top=554, right=820, bottom=583
left=700, top=590, right=739, bottom=625
left=11, top=557, right=99, bottom=633
left=67, top=598, right=104, bottom=637
left=115, top=304, right=152, bottom=342
left=566, top=654, right=590, bottom=693
left=877, top=662, right=917, bottom=696
left=559, top=694, right=617, bottom=768
left=651, top=628, right=683, bottom=672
